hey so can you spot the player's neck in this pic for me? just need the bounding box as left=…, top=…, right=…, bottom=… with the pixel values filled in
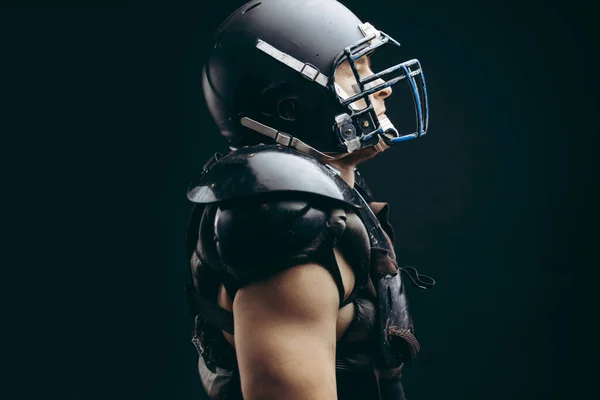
left=327, top=162, right=357, bottom=188
left=327, top=147, right=379, bottom=188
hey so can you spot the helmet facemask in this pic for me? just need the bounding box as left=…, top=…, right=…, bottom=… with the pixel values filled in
left=330, top=23, right=429, bottom=154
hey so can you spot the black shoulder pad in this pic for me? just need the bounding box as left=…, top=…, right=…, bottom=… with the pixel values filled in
left=209, top=197, right=348, bottom=287
left=187, top=144, right=359, bottom=209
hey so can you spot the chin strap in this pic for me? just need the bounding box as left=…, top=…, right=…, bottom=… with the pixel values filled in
left=241, top=116, right=394, bottom=161
left=240, top=117, right=347, bottom=163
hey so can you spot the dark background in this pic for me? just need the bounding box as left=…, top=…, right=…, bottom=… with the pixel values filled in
left=3, top=0, right=598, bottom=399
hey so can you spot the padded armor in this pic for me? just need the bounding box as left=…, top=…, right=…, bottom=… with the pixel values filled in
left=196, top=196, right=370, bottom=307
left=190, top=199, right=400, bottom=400
left=185, top=145, right=431, bottom=400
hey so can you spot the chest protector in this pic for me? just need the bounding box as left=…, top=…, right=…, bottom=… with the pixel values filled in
left=185, top=145, right=433, bottom=400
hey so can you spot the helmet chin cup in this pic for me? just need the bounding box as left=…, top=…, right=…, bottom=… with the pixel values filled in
left=374, top=138, right=391, bottom=153
left=378, top=115, right=399, bottom=138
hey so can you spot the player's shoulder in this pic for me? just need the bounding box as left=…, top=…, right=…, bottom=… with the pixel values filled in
left=208, top=194, right=347, bottom=284
left=190, top=145, right=369, bottom=288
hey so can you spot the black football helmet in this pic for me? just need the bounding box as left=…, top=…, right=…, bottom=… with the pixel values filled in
left=202, top=0, right=429, bottom=160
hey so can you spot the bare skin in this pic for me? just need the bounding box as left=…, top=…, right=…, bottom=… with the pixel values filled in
left=216, top=56, right=398, bottom=400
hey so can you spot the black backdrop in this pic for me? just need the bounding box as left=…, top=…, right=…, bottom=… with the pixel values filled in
left=3, top=0, right=598, bottom=399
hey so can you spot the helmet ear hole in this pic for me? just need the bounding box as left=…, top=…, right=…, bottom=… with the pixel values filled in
left=277, top=98, right=299, bottom=121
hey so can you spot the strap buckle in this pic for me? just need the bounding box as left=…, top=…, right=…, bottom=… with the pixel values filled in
left=300, top=63, right=320, bottom=82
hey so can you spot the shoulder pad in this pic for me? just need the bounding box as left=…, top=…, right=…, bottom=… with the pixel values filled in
left=210, top=198, right=370, bottom=299
left=187, top=145, right=359, bottom=208
left=213, top=199, right=333, bottom=281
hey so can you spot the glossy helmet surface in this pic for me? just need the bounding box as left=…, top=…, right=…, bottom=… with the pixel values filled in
left=202, top=0, right=429, bottom=160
